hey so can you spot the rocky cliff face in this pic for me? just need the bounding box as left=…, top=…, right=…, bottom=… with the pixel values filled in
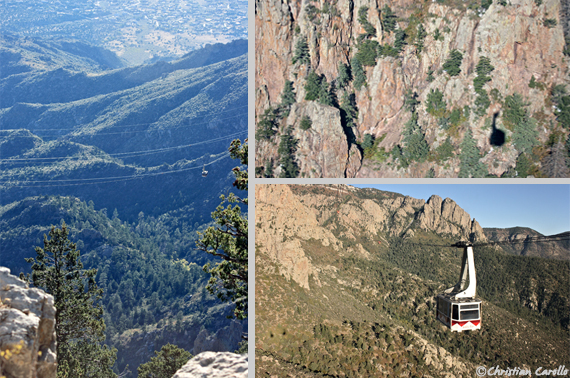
left=0, top=267, right=57, bottom=378
left=255, top=0, right=570, bottom=177
left=255, top=184, right=486, bottom=290
left=172, top=352, right=247, bottom=378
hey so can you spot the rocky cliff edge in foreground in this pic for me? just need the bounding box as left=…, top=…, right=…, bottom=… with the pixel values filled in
left=0, top=267, right=57, bottom=378
left=172, top=351, right=248, bottom=378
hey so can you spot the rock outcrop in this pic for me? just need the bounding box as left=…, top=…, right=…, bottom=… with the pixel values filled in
left=172, top=352, right=247, bottom=378
left=192, top=320, right=244, bottom=355
left=255, top=184, right=487, bottom=290
left=0, top=267, right=57, bottom=378
left=256, top=0, right=570, bottom=177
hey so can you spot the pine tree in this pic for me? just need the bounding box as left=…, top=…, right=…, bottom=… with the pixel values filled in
left=542, top=141, right=570, bottom=178
left=442, top=49, right=463, bottom=76
left=197, top=139, right=248, bottom=320
left=24, top=223, right=117, bottom=378
left=280, top=80, right=296, bottom=116
left=278, top=128, right=300, bottom=178
left=137, top=344, right=192, bottom=378
left=351, top=57, right=366, bottom=90
left=415, top=24, right=427, bottom=53
left=381, top=5, right=397, bottom=34
left=292, top=36, right=310, bottom=65
left=337, top=62, right=351, bottom=89
left=512, top=117, right=538, bottom=153
left=459, top=128, right=488, bottom=177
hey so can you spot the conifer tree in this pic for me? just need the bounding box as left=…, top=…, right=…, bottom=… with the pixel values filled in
left=459, top=128, right=488, bottom=177
left=280, top=80, right=296, bottom=116
left=292, top=36, right=310, bottom=65
left=137, top=344, right=192, bottom=378
left=381, top=5, right=397, bottom=34
left=24, top=223, right=118, bottom=378
left=442, top=49, right=463, bottom=76
left=197, top=139, right=248, bottom=320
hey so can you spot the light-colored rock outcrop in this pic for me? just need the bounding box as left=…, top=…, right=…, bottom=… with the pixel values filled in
left=192, top=320, right=244, bottom=355
left=0, top=267, right=57, bottom=378
left=172, top=352, right=247, bottom=378
left=255, top=185, right=487, bottom=290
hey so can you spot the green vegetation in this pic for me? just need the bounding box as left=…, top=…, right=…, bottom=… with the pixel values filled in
left=433, top=28, right=443, bottom=41
left=337, top=62, right=351, bottom=89
left=552, top=84, right=570, bottom=129
left=305, top=4, right=320, bottom=22
left=414, top=24, right=427, bottom=53
left=280, top=80, right=296, bottom=117
left=357, top=6, right=376, bottom=40
left=459, top=128, right=488, bottom=177
left=24, top=223, right=118, bottom=378
left=278, top=127, right=300, bottom=178
left=442, top=49, right=463, bottom=76
left=381, top=5, right=397, bottom=34
left=304, top=71, right=332, bottom=105
left=426, top=88, right=447, bottom=118
left=502, top=93, right=539, bottom=154
left=137, top=344, right=192, bottom=378
left=473, top=56, right=494, bottom=92
left=434, top=136, right=455, bottom=162
left=292, top=36, right=310, bottom=65
left=543, top=18, right=557, bottom=28
left=351, top=57, right=367, bottom=90
left=340, top=91, right=358, bottom=128
left=197, top=139, right=248, bottom=320
left=300, top=115, right=312, bottom=130
left=355, top=40, right=379, bottom=66
left=256, top=107, right=279, bottom=140
left=534, top=0, right=542, bottom=5
left=393, top=29, right=407, bottom=53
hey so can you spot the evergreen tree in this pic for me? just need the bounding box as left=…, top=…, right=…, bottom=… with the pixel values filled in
left=137, top=344, right=192, bottom=378
left=435, top=136, right=454, bottom=162
left=305, top=71, right=322, bottom=101
left=426, top=88, right=447, bottom=117
left=542, top=141, right=570, bottom=178
left=355, top=40, right=379, bottom=66
left=459, top=128, right=488, bottom=177
left=393, top=28, right=407, bottom=53
left=402, top=112, right=429, bottom=164
left=351, top=57, right=367, bottom=90
left=292, top=36, right=310, bottom=65
left=337, top=62, right=351, bottom=89
left=280, top=80, right=296, bottom=116
left=513, top=117, right=539, bottom=153
left=415, top=24, right=427, bottom=53
left=256, top=107, right=278, bottom=140
left=442, top=49, right=463, bottom=76
left=197, top=139, right=248, bottom=320
left=357, top=6, right=376, bottom=40
left=24, top=223, right=117, bottom=378
left=502, top=93, right=528, bottom=130
left=340, top=91, right=358, bottom=128
left=515, top=152, right=532, bottom=177
left=381, top=5, right=397, bottom=34
left=300, top=115, right=312, bottom=130
left=278, top=128, right=300, bottom=178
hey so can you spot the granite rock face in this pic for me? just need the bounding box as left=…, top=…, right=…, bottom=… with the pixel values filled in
left=0, top=267, right=57, bottom=378
left=256, top=0, right=569, bottom=177
left=172, top=352, right=247, bottom=378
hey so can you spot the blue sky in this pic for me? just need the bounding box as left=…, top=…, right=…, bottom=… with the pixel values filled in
left=352, top=184, right=570, bottom=235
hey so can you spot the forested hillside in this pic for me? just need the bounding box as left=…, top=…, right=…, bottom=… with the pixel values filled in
left=255, top=185, right=569, bottom=378
left=0, top=36, right=248, bottom=376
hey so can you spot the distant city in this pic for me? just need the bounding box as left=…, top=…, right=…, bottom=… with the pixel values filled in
left=1, top=0, right=248, bottom=65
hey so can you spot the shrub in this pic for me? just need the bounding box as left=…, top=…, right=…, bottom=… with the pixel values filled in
left=300, top=115, right=312, bottom=130
left=442, top=49, right=463, bottom=76
left=434, top=28, right=442, bottom=41
left=543, top=18, right=557, bottom=28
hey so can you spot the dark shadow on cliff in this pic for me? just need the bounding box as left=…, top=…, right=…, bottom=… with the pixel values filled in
left=490, top=112, right=505, bottom=146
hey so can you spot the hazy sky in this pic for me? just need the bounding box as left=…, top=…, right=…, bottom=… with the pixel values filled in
left=352, top=184, right=570, bottom=235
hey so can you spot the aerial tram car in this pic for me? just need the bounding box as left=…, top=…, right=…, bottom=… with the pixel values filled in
left=436, top=241, right=482, bottom=332
left=202, top=165, right=208, bottom=177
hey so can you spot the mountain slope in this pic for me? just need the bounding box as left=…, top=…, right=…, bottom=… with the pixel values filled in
left=255, top=184, right=569, bottom=377
left=0, top=38, right=247, bottom=221
left=484, top=227, right=570, bottom=259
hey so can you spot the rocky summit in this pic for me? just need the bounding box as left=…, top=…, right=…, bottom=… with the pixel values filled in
left=255, top=0, right=570, bottom=178
left=0, top=267, right=57, bottom=378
